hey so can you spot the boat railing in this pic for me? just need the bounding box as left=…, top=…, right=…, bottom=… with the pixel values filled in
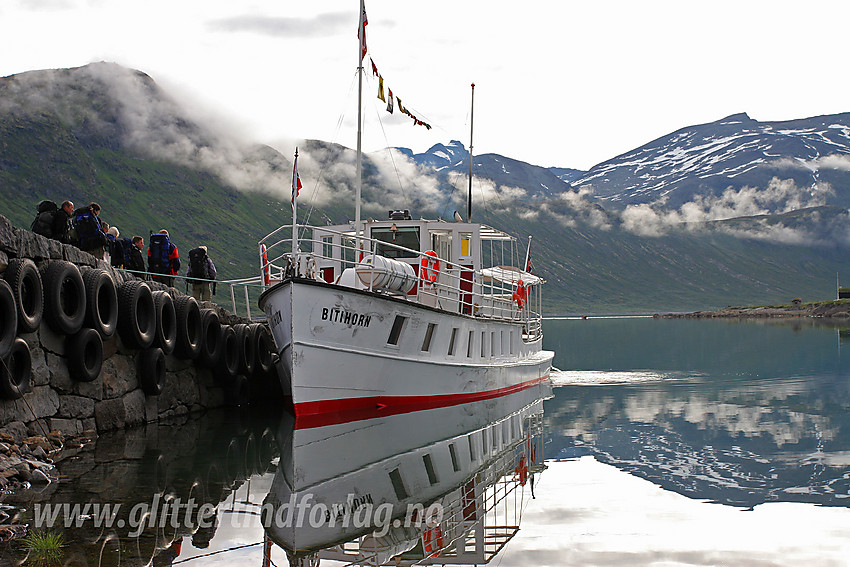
left=259, top=225, right=543, bottom=340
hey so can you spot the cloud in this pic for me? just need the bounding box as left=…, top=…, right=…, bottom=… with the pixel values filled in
left=207, top=12, right=350, bottom=38
left=773, top=153, right=850, bottom=172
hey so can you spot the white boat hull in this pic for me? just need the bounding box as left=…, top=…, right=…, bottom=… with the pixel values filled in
left=259, top=278, right=553, bottom=426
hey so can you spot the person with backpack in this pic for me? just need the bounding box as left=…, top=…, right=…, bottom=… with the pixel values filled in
left=148, top=229, right=180, bottom=287
left=72, top=202, right=107, bottom=258
left=51, top=200, right=75, bottom=243
left=186, top=245, right=217, bottom=301
left=105, top=225, right=119, bottom=265
left=30, top=200, right=58, bottom=239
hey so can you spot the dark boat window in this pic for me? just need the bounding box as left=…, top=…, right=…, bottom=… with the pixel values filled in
left=423, top=454, right=439, bottom=485
left=389, top=468, right=408, bottom=499
left=447, top=327, right=458, bottom=355
left=449, top=444, right=461, bottom=472
left=372, top=227, right=420, bottom=258
left=422, top=322, right=437, bottom=352
left=388, top=315, right=407, bottom=345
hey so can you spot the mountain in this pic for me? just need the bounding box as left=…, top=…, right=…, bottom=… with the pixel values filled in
left=2, top=63, right=850, bottom=313
left=574, top=112, right=850, bottom=211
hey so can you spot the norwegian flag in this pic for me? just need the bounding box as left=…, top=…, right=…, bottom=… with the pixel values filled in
left=291, top=150, right=302, bottom=210
left=358, top=2, right=368, bottom=62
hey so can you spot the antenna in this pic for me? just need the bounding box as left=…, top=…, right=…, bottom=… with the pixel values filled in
left=467, top=83, right=475, bottom=223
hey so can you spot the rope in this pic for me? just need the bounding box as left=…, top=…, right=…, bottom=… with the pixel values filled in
left=171, top=541, right=263, bottom=564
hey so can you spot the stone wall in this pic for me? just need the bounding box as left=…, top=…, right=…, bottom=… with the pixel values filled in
left=0, top=214, right=275, bottom=439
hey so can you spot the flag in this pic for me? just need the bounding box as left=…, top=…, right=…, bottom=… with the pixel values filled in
left=358, top=3, right=368, bottom=62
left=291, top=151, right=302, bottom=210
left=525, top=252, right=533, bottom=273
left=397, top=97, right=406, bottom=115
left=370, top=58, right=379, bottom=76
left=378, top=75, right=385, bottom=102
left=387, top=88, right=394, bottom=113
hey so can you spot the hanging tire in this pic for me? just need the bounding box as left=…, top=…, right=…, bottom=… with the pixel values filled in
left=117, top=280, right=156, bottom=349
left=216, top=325, right=239, bottom=384
left=0, top=280, right=16, bottom=359
left=66, top=327, right=103, bottom=382
left=233, top=323, right=255, bottom=376
left=0, top=337, right=31, bottom=400
left=3, top=258, right=43, bottom=334
left=82, top=268, right=118, bottom=338
left=250, top=323, right=275, bottom=375
left=151, top=291, right=177, bottom=355
left=198, top=309, right=222, bottom=368
left=174, top=295, right=202, bottom=360
left=42, top=261, right=86, bottom=335
left=138, top=347, right=165, bottom=396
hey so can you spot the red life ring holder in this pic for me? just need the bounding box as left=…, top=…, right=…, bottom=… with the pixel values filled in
left=420, top=250, right=440, bottom=284
left=260, top=244, right=270, bottom=285
left=423, top=525, right=444, bottom=556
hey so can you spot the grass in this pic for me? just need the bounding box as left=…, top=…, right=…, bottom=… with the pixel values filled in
left=21, top=530, right=64, bottom=566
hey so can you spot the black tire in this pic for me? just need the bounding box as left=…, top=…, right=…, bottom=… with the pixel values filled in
left=117, top=281, right=156, bottom=349
left=216, top=325, right=239, bottom=383
left=66, top=327, right=103, bottom=382
left=0, top=280, right=16, bottom=359
left=82, top=268, right=118, bottom=338
left=151, top=291, right=177, bottom=355
left=42, top=261, right=86, bottom=335
left=138, top=347, right=165, bottom=396
left=174, top=295, right=202, bottom=360
left=233, top=323, right=256, bottom=376
left=198, top=309, right=223, bottom=368
left=4, top=258, right=43, bottom=334
left=0, top=337, right=31, bottom=400
left=250, top=323, right=275, bottom=374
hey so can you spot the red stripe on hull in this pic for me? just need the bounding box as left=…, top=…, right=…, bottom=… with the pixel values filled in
left=293, top=375, right=550, bottom=429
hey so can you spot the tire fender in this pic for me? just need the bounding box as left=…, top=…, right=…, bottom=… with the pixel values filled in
left=174, top=295, right=202, bottom=360
left=43, top=261, right=86, bottom=335
left=151, top=291, right=177, bottom=355
left=250, top=323, right=275, bottom=375
left=0, top=337, right=31, bottom=400
left=198, top=308, right=222, bottom=368
left=3, top=258, right=43, bottom=334
left=233, top=323, right=256, bottom=376
left=117, top=280, right=156, bottom=349
left=138, top=347, right=166, bottom=396
left=82, top=268, right=118, bottom=338
left=0, top=280, right=17, bottom=358
left=66, top=327, right=103, bottom=382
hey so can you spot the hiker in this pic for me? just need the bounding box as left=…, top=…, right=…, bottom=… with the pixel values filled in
left=105, top=226, right=119, bottom=265
left=128, top=236, right=146, bottom=275
left=30, top=200, right=58, bottom=239
left=72, top=202, right=107, bottom=259
left=186, top=245, right=217, bottom=301
left=148, top=229, right=180, bottom=287
left=51, top=200, right=75, bottom=243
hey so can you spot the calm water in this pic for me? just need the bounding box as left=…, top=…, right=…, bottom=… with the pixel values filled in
left=4, top=317, right=850, bottom=566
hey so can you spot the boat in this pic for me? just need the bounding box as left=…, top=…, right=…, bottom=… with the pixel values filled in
left=262, top=386, right=550, bottom=566
left=257, top=1, right=554, bottom=427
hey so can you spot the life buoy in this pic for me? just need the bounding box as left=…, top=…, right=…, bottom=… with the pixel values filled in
left=138, top=347, right=165, bottom=396
left=66, top=327, right=103, bottom=382
left=422, top=525, right=444, bottom=556
left=43, top=261, right=86, bottom=335
left=82, top=268, right=118, bottom=338
left=215, top=325, right=240, bottom=384
left=250, top=323, right=275, bottom=374
left=198, top=308, right=223, bottom=368
left=4, top=258, right=43, bottom=334
left=233, top=323, right=256, bottom=376
left=117, top=280, right=156, bottom=349
left=260, top=244, right=270, bottom=286
left=0, top=337, right=31, bottom=400
left=0, top=280, right=17, bottom=359
left=514, top=454, right=529, bottom=486
left=512, top=279, right=526, bottom=309
left=174, top=295, right=202, bottom=360
left=151, top=291, right=177, bottom=355
left=420, top=250, right=440, bottom=284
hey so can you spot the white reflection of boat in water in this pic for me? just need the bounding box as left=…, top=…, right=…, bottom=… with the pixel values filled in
left=262, top=385, right=551, bottom=566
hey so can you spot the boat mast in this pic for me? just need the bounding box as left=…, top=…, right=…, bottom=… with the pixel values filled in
left=355, top=0, right=365, bottom=247
left=468, top=82, right=475, bottom=223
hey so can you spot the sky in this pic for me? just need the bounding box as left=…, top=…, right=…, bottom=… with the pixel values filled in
left=2, top=0, right=850, bottom=171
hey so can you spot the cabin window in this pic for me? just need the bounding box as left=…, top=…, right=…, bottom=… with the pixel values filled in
left=467, top=434, right=477, bottom=462
left=467, top=330, right=474, bottom=358
left=423, top=454, right=439, bottom=485
left=422, top=323, right=437, bottom=352
left=460, top=233, right=472, bottom=258
left=389, top=468, right=409, bottom=500
left=481, top=331, right=486, bottom=358
left=510, top=330, right=515, bottom=355
left=447, top=327, right=458, bottom=356
left=481, top=429, right=488, bottom=456
left=373, top=227, right=420, bottom=258
left=449, top=444, right=461, bottom=472
left=491, top=332, right=496, bottom=357
left=491, top=425, right=499, bottom=450
left=387, top=315, right=407, bottom=345
left=431, top=231, right=452, bottom=264
left=321, top=236, right=333, bottom=258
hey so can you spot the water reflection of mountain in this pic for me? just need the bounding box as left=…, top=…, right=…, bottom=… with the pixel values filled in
left=544, top=376, right=850, bottom=508
left=264, top=385, right=551, bottom=566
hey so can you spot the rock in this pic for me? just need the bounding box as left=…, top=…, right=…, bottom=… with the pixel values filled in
left=94, top=398, right=126, bottom=431
left=122, top=390, right=146, bottom=427
left=28, top=346, right=50, bottom=387
left=0, top=215, right=16, bottom=255
left=102, top=355, right=137, bottom=399
left=30, top=468, right=50, bottom=484
left=47, top=418, right=82, bottom=437
left=0, top=387, right=59, bottom=423
left=58, top=395, right=95, bottom=419
left=31, top=445, right=47, bottom=459
left=15, top=229, right=50, bottom=260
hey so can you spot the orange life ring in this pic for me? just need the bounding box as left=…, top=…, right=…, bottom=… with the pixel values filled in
left=420, top=250, right=440, bottom=284
left=423, top=525, right=444, bottom=556
left=260, top=244, right=270, bottom=285
left=512, top=279, right=526, bottom=309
